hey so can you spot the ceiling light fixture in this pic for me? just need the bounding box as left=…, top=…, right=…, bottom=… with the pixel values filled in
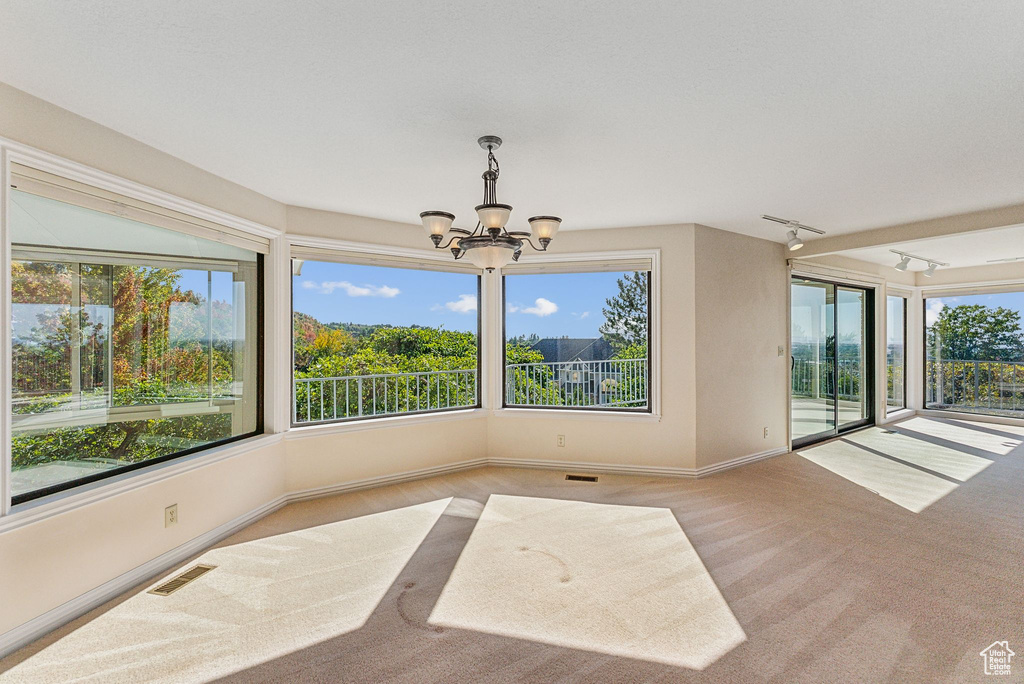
left=890, top=250, right=948, bottom=274
left=420, top=136, right=560, bottom=270
left=987, top=256, right=1024, bottom=264
left=761, top=215, right=825, bottom=251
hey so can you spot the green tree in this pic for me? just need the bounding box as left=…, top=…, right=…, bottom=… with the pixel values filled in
left=600, top=272, right=648, bottom=350
left=928, top=304, right=1024, bottom=362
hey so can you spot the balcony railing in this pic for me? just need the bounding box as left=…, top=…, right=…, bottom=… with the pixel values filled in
left=791, top=358, right=863, bottom=401
left=505, top=358, right=647, bottom=408
left=926, top=359, right=1024, bottom=415
left=293, top=368, right=478, bottom=425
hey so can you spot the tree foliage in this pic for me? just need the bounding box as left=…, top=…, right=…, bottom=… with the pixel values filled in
left=600, top=272, right=648, bottom=350
left=928, top=304, right=1024, bottom=362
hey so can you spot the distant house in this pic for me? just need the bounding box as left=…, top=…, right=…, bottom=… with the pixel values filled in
left=533, top=337, right=613, bottom=364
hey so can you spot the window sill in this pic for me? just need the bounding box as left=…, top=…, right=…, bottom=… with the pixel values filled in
left=0, top=433, right=284, bottom=534
left=493, top=407, right=662, bottom=423
left=916, top=408, right=1024, bottom=428
left=881, top=408, right=915, bottom=423
left=285, top=408, right=489, bottom=439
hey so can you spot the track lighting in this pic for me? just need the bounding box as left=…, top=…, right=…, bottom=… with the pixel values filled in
left=762, top=215, right=824, bottom=251
left=890, top=250, right=948, bottom=275
left=786, top=230, right=803, bottom=251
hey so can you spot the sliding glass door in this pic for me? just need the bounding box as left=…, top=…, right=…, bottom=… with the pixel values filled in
left=791, top=277, right=874, bottom=446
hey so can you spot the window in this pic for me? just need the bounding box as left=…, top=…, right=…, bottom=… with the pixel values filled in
left=291, top=258, right=480, bottom=424
left=503, top=269, right=651, bottom=411
left=886, top=294, right=906, bottom=411
left=9, top=172, right=262, bottom=504
left=924, top=291, right=1024, bottom=417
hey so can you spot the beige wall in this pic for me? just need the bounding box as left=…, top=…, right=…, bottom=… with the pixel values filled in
left=488, top=224, right=699, bottom=469
left=0, top=83, right=290, bottom=637
left=694, top=226, right=789, bottom=467
left=0, top=83, right=287, bottom=231
left=0, top=440, right=286, bottom=635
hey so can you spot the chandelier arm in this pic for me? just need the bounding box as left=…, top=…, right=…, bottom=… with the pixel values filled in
left=437, top=235, right=464, bottom=250
left=517, top=237, right=550, bottom=252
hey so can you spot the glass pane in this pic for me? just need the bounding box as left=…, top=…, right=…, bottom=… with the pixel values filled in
left=291, top=260, right=479, bottom=424
left=791, top=278, right=835, bottom=440
left=886, top=295, right=906, bottom=411
left=836, top=287, right=869, bottom=425
left=11, top=195, right=259, bottom=502
left=502, top=271, right=649, bottom=410
left=925, top=292, right=1024, bottom=417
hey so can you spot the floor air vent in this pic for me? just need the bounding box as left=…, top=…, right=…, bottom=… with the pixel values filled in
left=565, top=474, right=598, bottom=482
left=148, top=564, right=217, bottom=596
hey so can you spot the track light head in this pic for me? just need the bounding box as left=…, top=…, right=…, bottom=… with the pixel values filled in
left=895, top=255, right=911, bottom=272
left=922, top=262, right=937, bottom=277
left=786, top=230, right=804, bottom=251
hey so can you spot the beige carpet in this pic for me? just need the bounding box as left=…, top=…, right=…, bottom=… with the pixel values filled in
left=428, top=495, right=744, bottom=669
left=1, top=415, right=1022, bottom=682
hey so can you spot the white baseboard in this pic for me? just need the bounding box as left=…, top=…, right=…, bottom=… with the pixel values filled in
left=287, top=458, right=489, bottom=503
left=0, top=446, right=787, bottom=659
left=0, top=494, right=288, bottom=660
left=489, top=446, right=789, bottom=479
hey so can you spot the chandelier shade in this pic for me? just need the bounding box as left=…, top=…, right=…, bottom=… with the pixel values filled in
left=476, top=203, right=513, bottom=230
left=420, top=211, right=455, bottom=238
left=420, top=136, right=559, bottom=270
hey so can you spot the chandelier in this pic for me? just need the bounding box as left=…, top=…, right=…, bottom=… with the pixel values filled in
left=420, top=135, right=561, bottom=270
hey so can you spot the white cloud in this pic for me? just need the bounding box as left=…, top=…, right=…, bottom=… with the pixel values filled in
left=926, top=299, right=945, bottom=326
left=444, top=294, right=478, bottom=314
left=572, top=311, right=591, bottom=320
left=521, top=298, right=559, bottom=317
left=302, top=280, right=400, bottom=298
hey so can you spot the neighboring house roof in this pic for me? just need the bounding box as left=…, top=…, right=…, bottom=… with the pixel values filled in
left=533, top=338, right=613, bottom=363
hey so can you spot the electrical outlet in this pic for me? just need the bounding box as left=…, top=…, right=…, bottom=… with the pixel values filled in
left=165, top=504, right=178, bottom=528
left=556, top=434, right=566, bottom=447
left=778, top=345, right=785, bottom=357
left=763, top=427, right=769, bottom=439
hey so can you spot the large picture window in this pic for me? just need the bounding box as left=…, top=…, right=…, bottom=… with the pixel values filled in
left=924, top=291, right=1024, bottom=417
left=9, top=177, right=262, bottom=504
left=886, top=294, right=906, bottom=411
left=291, top=258, right=480, bottom=424
left=503, top=269, right=651, bottom=411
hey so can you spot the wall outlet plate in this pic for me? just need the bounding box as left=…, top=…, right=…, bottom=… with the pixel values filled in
left=165, top=504, right=178, bottom=528
left=557, top=435, right=566, bottom=447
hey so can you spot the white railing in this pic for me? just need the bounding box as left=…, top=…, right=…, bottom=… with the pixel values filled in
left=505, top=358, right=647, bottom=408
left=293, top=368, right=478, bottom=424
left=926, top=359, right=1024, bottom=415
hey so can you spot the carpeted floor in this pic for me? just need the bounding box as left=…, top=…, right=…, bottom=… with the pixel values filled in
left=1, top=416, right=1022, bottom=683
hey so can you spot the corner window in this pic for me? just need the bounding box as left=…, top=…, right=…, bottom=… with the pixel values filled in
left=886, top=294, right=906, bottom=411
left=503, top=269, right=651, bottom=411
left=9, top=175, right=262, bottom=505
left=924, top=291, right=1024, bottom=417
left=291, top=258, right=480, bottom=424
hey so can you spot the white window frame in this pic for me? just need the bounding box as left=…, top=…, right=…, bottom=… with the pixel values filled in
left=284, top=236, right=490, bottom=435
left=0, top=138, right=283, bottom=526
left=494, top=248, right=662, bottom=421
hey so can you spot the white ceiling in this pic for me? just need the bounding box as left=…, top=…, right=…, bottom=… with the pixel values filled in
left=1, top=2, right=1023, bottom=241
left=840, top=223, right=1024, bottom=271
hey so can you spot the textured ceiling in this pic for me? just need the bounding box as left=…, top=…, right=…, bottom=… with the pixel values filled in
left=1, top=1, right=1023, bottom=241
left=840, top=223, right=1024, bottom=271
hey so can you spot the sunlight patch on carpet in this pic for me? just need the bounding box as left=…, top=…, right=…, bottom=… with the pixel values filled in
left=799, top=438, right=957, bottom=512
left=427, top=494, right=745, bottom=670
left=4, top=498, right=451, bottom=683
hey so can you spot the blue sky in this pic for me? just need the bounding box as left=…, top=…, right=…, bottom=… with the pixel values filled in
left=292, top=262, right=634, bottom=339
left=925, top=292, right=1024, bottom=327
